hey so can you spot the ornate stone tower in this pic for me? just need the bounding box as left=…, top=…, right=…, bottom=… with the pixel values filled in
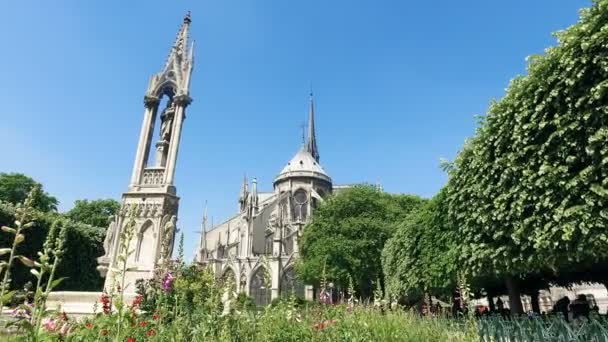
left=98, top=13, right=194, bottom=291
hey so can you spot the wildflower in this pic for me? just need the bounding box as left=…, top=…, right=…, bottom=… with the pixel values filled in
left=100, top=292, right=111, bottom=314
left=42, top=318, right=58, bottom=332
left=85, top=322, right=93, bottom=329
left=60, top=323, right=71, bottom=335
left=132, top=294, right=143, bottom=308
left=11, top=306, right=32, bottom=321
left=162, top=272, right=174, bottom=292
left=126, top=337, right=135, bottom=342
left=101, top=329, right=108, bottom=336
left=153, top=311, right=160, bottom=320
left=146, top=329, right=156, bottom=337
left=139, top=321, right=147, bottom=327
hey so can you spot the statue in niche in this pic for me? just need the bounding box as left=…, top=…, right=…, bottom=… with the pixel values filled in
left=102, top=215, right=118, bottom=257
left=160, top=100, right=175, bottom=142
left=161, top=215, right=177, bottom=260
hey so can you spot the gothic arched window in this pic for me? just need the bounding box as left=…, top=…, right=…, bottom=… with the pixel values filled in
left=292, top=189, right=308, bottom=222
left=280, top=267, right=304, bottom=299
left=250, top=267, right=271, bottom=306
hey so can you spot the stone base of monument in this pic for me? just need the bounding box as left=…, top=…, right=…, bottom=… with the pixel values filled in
left=46, top=292, right=138, bottom=319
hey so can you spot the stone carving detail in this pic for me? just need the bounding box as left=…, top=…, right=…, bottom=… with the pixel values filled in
left=142, top=168, right=165, bottom=185
left=120, top=202, right=163, bottom=218
left=161, top=215, right=177, bottom=260
left=159, top=101, right=175, bottom=142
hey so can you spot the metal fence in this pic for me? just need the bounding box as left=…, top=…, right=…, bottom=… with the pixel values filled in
left=478, top=316, right=608, bottom=342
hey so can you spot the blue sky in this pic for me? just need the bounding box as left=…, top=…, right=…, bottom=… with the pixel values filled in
left=0, top=0, right=588, bottom=259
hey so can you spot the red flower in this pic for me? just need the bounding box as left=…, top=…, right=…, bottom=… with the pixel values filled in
left=132, top=295, right=143, bottom=308
left=85, top=322, right=93, bottom=329
left=101, top=329, right=108, bottom=336
left=126, top=337, right=135, bottom=342
left=146, top=329, right=156, bottom=337
left=313, top=322, right=326, bottom=331
left=153, top=313, right=159, bottom=320
left=139, top=321, right=147, bottom=327
left=100, top=292, right=111, bottom=314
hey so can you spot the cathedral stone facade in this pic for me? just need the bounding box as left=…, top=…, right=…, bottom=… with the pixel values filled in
left=194, top=94, right=335, bottom=306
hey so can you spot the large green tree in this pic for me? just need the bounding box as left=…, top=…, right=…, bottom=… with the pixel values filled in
left=446, top=0, right=608, bottom=314
left=66, top=199, right=120, bottom=228
left=0, top=203, right=105, bottom=291
left=0, top=173, right=58, bottom=212
left=382, top=188, right=457, bottom=304
left=298, top=185, right=424, bottom=298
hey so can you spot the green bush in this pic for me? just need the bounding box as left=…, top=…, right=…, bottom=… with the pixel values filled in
left=0, top=202, right=104, bottom=292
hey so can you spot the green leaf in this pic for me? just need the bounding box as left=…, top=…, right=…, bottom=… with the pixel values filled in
left=48, top=277, right=68, bottom=290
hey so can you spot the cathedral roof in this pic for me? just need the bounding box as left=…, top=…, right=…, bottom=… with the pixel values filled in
left=274, top=148, right=331, bottom=184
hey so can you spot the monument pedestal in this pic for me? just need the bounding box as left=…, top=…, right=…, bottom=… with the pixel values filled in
left=46, top=292, right=138, bottom=319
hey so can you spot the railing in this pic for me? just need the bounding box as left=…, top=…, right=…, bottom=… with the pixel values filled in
left=141, top=168, right=165, bottom=185
left=478, top=316, right=608, bottom=341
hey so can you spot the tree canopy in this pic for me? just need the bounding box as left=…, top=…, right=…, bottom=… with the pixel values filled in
left=444, top=0, right=608, bottom=311
left=66, top=199, right=120, bottom=228
left=298, top=185, right=424, bottom=298
left=0, top=173, right=58, bottom=212
left=382, top=188, right=457, bottom=303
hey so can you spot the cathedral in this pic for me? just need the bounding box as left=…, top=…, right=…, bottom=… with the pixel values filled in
left=97, top=12, right=344, bottom=305
left=194, top=93, right=337, bottom=305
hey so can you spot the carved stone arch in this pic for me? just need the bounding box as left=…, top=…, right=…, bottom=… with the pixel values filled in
left=135, top=219, right=155, bottom=263
left=249, top=264, right=271, bottom=306
left=153, top=79, right=178, bottom=99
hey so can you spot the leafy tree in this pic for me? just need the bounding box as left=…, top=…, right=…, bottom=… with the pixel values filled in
left=0, top=173, right=58, bottom=212
left=298, top=185, right=424, bottom=298
left=382, top=188, right=457, bottom=304
left=446, top=0, right=608, bottom=314
left=66, top=199, right=120, bottom=228
left=0, top=203, right=105, bottom=291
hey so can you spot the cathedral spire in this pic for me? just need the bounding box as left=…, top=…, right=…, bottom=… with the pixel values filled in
left=306, top=92, right=320, bottom=162
left=162, top=11, right=193, bottom=75
left=197, top=202, right=208, bottom=262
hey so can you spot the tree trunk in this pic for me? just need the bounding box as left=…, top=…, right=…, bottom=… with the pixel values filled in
left=505, top=276, right=524, bottom=315
left=531, top=290, right=541, bottom=314
left=488, top=294, right=496, bottom=312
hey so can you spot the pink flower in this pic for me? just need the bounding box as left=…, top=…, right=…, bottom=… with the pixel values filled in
left=43, top=318, right=58, bottom=332
left=162, top=272, right=174, bottom=292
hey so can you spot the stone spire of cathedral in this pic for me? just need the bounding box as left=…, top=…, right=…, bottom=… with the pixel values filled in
left=306, top=92, right=320, bottom=162
left=197, top=202, right=208, bottom=262
left=239, top=174, right=249, bottom=211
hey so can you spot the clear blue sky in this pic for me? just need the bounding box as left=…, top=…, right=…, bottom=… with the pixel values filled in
left=0, top=0, right=589, bottom=259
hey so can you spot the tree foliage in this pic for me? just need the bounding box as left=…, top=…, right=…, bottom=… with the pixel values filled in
left=446, top=0, right=608, bottom=284
left=66, top=198, right=120, bottom=228
left=382, top=188, right=457, bottom=302
left=0, top=173, right=58, bottom=212
left=0, top=202, right=105, bottom=291
left=298, top=185, right=424, bottom=298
